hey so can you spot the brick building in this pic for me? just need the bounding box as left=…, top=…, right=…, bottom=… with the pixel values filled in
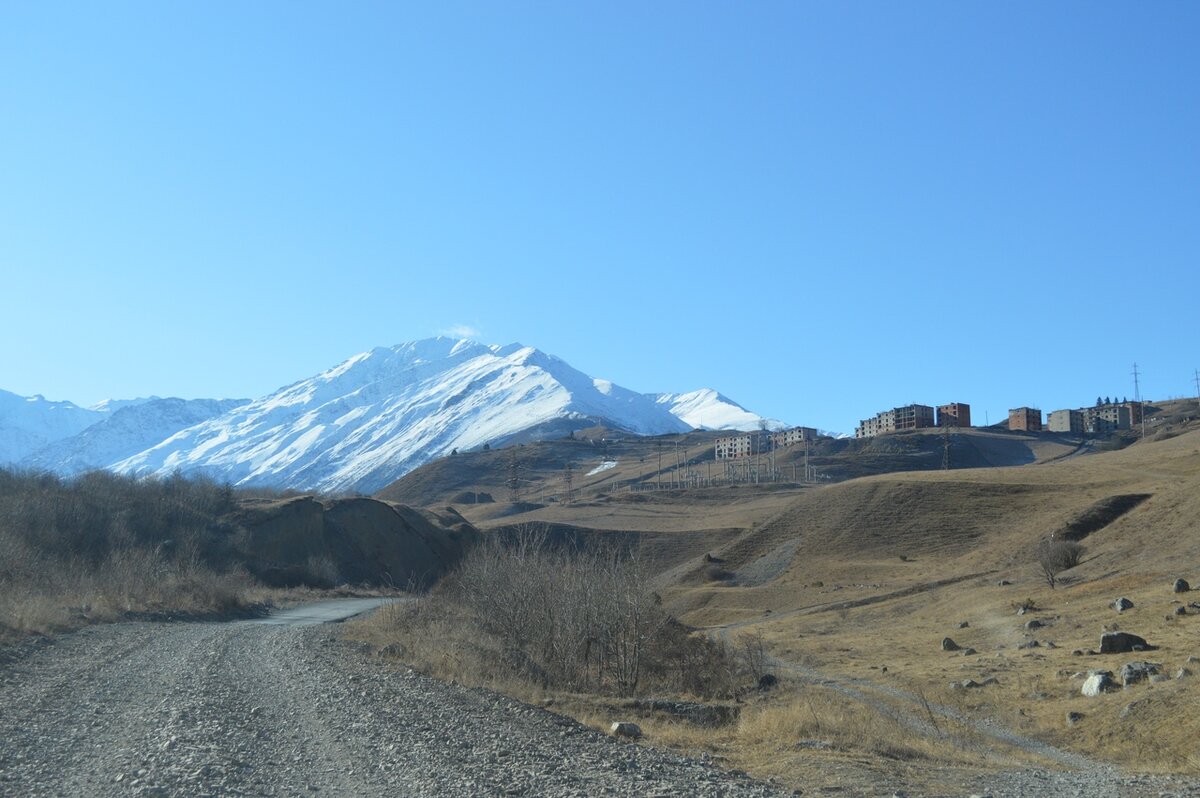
left=936, top=402, right=971, bottom=428
left=1008, top=407, right=1042, bottom=432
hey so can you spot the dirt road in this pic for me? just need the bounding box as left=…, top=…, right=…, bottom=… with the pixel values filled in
left=0, top=603, right=787, bottom=797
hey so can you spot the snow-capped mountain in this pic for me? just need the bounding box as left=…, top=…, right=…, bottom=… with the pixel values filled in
left=654, top=389, right=785, bottom=432
left=109, top=338, right=781, bottom=493
left=21, top=397, right=249, bottom=476
left=0, top=390, right=104, bottom=463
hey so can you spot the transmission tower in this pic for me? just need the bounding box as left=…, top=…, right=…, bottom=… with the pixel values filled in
left=1132, top=362, right=1145, bottom=439
left=941, top=423, right=951, bottom=470
left=1194, top=368, right=1200, bottom=414
left=506, top=447, right=522, bottom=502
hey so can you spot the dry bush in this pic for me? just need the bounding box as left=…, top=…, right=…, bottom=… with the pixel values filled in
left=0, top=467, right=258, bottom=636
left=355, top=526, right=744, bottom=698
left=1035, top=538, right=1085, bottom=589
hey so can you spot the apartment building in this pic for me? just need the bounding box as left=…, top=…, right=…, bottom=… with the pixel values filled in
left=769, top=426, right=819, bottom=448
left=855, top=404, right=936, bottom=438
left=1008, top=407, right=1043, bottom=432
left=1047, top=409, right=1084, bottom=434
left=936, top=402, right=971, bottom=428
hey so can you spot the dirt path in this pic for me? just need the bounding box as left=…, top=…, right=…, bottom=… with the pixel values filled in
left=0, top=604, right=788, bottom=798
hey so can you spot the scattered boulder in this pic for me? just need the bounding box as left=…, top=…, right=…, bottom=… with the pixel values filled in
left=1024, top=619, right=1045, bottom=631
left=998, top=579, right=1012, bottom=586
left=1176, top=667, right=1192, bottom=680
left=1174, top=606, right=1187, bottom=616
left=609, top=722, right=643, bottom=739
left=1065, top=711, right=1085, bottom=727
left=1100, top=632, right=1153, bottom=654
left=1082, top=671, right=1116, bottom=696
left=757, top=674, right=778, bottom=691
left=1173, top=578, right=1191, bottom=594
left=958, top=621, right=970, bottom=629
left=1119, top=661, right=1162, bottom=686
left=942, top=637, right=961, bottom=652
left=1044, top=641, right=1058, bottom=649
left=1018, top=640, right=1041, bottom=650
left=1149, top=674, right=1170, bottom=684
left=960, top=647, right=977, bottom=656
left=1072, top=649, right=1086, bottom=656
left=1112, top=597, right=1134, bottom=612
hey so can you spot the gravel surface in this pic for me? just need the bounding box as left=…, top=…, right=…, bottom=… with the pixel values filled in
left=0, top=614, right=791, bottom=797
left=3, top=607, right=1198, bottom=798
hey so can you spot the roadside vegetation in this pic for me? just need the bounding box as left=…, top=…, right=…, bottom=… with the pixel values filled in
left=352, top=526, right=749, bottom=698
left=0, top=469, right=308, bottom=640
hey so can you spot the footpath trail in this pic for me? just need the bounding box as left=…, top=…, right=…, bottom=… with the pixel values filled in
left=0, top=601, right=787, bottom=798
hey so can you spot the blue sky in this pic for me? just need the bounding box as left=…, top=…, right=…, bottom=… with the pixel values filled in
left=2, top=2, right=1197, bottom=433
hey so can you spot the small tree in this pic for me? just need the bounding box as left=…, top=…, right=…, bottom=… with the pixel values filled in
left=1035, top=538, right=1085, bottom=589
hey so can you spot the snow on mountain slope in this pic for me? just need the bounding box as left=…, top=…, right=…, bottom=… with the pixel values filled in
left=22, top=397, right=249, bottom=475
left=654, top=389, right=784, bottom=431
left=0, top=390, right=105, bottom=464
left=112, top=338, right=702, bottom=494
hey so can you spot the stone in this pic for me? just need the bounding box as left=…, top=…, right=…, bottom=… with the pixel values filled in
left=1082, top=671, right=1115, bottom=696
left=959, top=621, right=970, bottom=629
left=1112, top=597, right=1134, bottom=612
left=609, top=722, right=642, bottom=739
left=1149, top=674, right=1170, bottom=684
left=960, top=647, right=977, bottom=656
left=1100, top=631, right=1152, bottom=654
left=941, top=637, right=961, bottom=652
left=1176, top=667, right=1192, bottom=679
left=1174, top=606, right=1187, bottom=616
left=1173, top=578, right=1191, bottom=593
left=1018, top=640, right=1041, bottom=650
left=1072, top=649, right=1086, bottom=656
left=1119, top=661, right=1162, bottom=686
left=998, top=579, right=1012, bottom=586
left=1024, top=619, right=1044, bottom=631
left=1044, top=641, right=1058, bottom=649
left=757, top=673, right=778, bottom=690
left=1065, top=711, right=1084, bottom=727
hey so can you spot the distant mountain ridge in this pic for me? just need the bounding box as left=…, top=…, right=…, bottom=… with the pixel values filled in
left=1, top=338, right=782, bottom=492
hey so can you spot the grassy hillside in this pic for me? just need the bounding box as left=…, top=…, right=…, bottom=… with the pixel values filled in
left=377, top=425, right=1080, bottom=511
left=358, top=399, right=1200, bottom=791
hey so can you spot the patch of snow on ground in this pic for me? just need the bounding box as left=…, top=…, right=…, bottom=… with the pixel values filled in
left=586, top=460, right=618, bottom=476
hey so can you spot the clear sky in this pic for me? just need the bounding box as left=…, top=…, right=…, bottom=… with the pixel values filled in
left=2, top=2, right=1198, bottom=433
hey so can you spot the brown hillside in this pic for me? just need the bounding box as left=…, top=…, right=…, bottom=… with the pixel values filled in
left=231, top=496, right=478, bottom=589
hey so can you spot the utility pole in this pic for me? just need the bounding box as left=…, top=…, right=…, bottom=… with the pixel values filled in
left=1194, top=368, right=1200, bottom=415
left=562, top=461, right=574, bottom=503
left=656, top=440, right=662, bottom=490
left=1132, top=362, right=1146, bottom=440
left=941, top=423, right=951, bottom=470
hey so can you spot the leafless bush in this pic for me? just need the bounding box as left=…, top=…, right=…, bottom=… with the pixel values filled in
left=0, top=467, right=256, bottom=634
left=449, top=525, right=739, bottom=697
left=1035, top=538, right=1085, bottom=589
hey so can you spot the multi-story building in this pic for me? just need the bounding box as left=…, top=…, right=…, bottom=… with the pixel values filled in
left=1047, top=409, right=1084, bottom=434
left=936, top=402, right=971, bottom=428
left=855, top=404, right=936, bottom=438
left=714, top=433, right=755, bottom=460
left=1083, top=404, right=1131, bottom=434
left=769, top=426, right=819, bottom=448
left=1008, top=407, right=1042, bottom=432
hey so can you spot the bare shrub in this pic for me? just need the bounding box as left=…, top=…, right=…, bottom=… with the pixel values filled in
left=447, top=525, right=739, bottom=697
left=0, top=467, right=258, bottom=634
left=1035, top=538, right=1085, bottom=589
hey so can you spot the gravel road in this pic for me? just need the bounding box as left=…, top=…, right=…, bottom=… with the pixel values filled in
left=0, top=604, right=790, bottom=797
